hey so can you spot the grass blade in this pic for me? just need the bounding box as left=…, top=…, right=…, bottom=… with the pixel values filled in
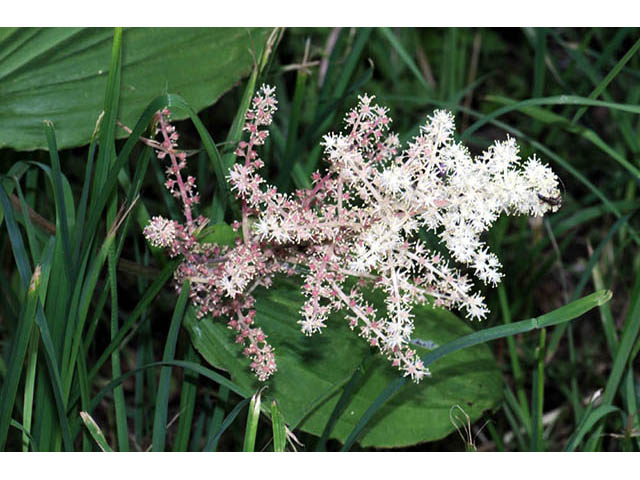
left=497, top=284, right=531, bottom=432
left=422, top=290, right=611, bottom=367
left=152, top=280, right=191, bottom=451
left=21, top=329, right=39, bottom=452
left=379, top=27, right=432, bottom=93
left=316, top=366, right=364, bottom=451
left=572, top=37, right=640, bottom=124
left=530, top=329, right=546, bottom=451
left=204, top=385, right=230, bottom=452
left=86, top=260, right=178, bottom=382
left=546, top=213, right=631, bottom=361
left=243, top=388, right=263, bottom=452
left=172, top=345, right=199, bottom=452
left=564, top=405, right=620, bottom=451
left=203, top=396, right=251, bottom=452
left=80, top=411, right=113, bottom=452
left=108, top=241, right=129, bottom=452
left=271, top=400, right=287, bottom=452
left=43, top=121, right=74, bottom=283
left=0, top=266, right=40, bottom=450
left=0, top=183, right=32, bottom=286
left=33, top=304, right=73, bottom=451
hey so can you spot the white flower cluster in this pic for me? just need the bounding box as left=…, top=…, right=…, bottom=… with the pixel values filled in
left=147, top=85, right=561, bottom=384
left=250, top=94, right=561, bottom=381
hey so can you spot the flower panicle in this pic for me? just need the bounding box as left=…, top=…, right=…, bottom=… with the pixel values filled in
left=144, top=86, right=561, bottom=383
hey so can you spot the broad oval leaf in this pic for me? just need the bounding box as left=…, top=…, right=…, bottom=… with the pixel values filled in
left=0, top=27, right=268, bottom=151
left=185, top=277, right=502, bottom=448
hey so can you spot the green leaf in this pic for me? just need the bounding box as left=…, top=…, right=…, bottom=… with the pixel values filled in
left=196, top=223, right=240, bottom=247
left=0, top=27, right=268, bottom=150
left=184, top=277, right=503, bottom=448
left=151, top=280, right=191, bottom=452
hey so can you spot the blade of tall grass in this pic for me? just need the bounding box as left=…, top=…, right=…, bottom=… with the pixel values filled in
left=530, top=329, right=546, bottom=451
left=21, top=330, right=39, bottom=452
left=532, top=28, right=546, bottom=98
left=152, top=280, right=191, bottom=452
left=553, top=30, right=640, bottom=154
left=601, top=275, right=640, bottom=406
left=91, top=27, right=122, bottom=205
left=12, top=180, right=41, bottom=265
left=44, top=121, right=74, bottom=283
left=271, top=401, right=287, bottom=452
left=62, top=219, right=120, bottom=398
left=0, top=266, right=40, bottom=450
left=203, top=396, right=251, bottom=452
left=9, top=419, right=38, bottom=452
left=63, top=259, right=173, bottom=419
left=484, top=419, right=506, bottom=452
left=316, top=366, right=364, bottom=451
left=21, top=234, right=51, bottom=454
left=80, top=411, right=113, bottom=452
left=115, top=146, right=152, bottom=257
left=591, top=261, right=619, bottom=355
left=33, top=303, right=73, bottom=451
left=546, top=213, right=631, bottom=361
left=87, top=361, right=249, bottom=419
left=133, top=241, right=150, bottom=448
left=0, top=183, right=32, bottom=285
left=497, top=284, right=531, bottom=433
left=172, top=345, right=199, bottom=452
left=108, top=240, right=129, bottom=452
left=29, top=237, right=58, bottom=452
left=572, top=37, right=640, bottom=124
left=70, top=359, right=249, bottom=441
left=205, top=384, right=230, bottom=452
left=76, top=342, right=92, bottom=451
left=442, top=28, right=459, bottom=100
left=78, top=94, right=171, bottom=264
left=502, top=400, right=527, bottom=451
left=278, top=62, right=308, bottom=190
left=72, top=120, right=98, bottom=256
left=425, top=290, right=611, bottom=366
left=622, top=368, right=640, bottom=450
left=466, top=95, right=640, bottom=138
left=189, top=412, right=206, bottom=451
left=565, top=405, right=620, bottom=451
left=82, top=284, right=110, bottom=357
left=503, top=386, right=530, bottom=438
left=586, top=267, right=640, bottom=450
left=243, top=388, right=263, bottom=452
left=379, top=27, right=433, bottom=93
left=85, top=260, right=178, bottom=384
left=0, top=161, right=30, bottom=227
left=521, top=28, right=566, bottom=89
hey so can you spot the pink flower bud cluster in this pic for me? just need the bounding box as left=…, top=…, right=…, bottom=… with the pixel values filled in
left=144, top=85, right=561, bottom=383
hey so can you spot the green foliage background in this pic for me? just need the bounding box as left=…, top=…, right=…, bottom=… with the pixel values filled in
left=0, top=27, right=639, bottom=452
